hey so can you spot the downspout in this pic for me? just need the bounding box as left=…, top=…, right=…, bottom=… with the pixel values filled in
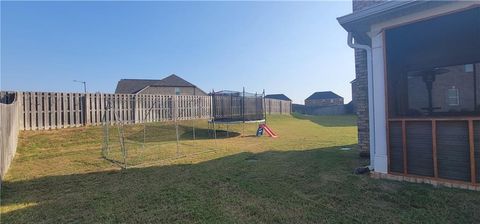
left=347, top=32, right=376, bottom=171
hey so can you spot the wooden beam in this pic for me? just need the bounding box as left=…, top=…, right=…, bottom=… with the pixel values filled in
left=386, top=121, right=391, bottom=173
left=402, top=120, right=408, bottom=175
left=85, top=93, right=90, bottom=126
left=390, top=117, right=480, bottom=122
left=383, top=30, right=391, bottom=174
left=468, top=120, right=476, bottom=185
left=432, top=120, right=438, bottom=178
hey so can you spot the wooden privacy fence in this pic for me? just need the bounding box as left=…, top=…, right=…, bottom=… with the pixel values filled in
left=1, top=92, right=21, bottom=178
left=14, top=91, right=212, bottom=130
left=1, top=91, right=291, bottom=131
left=265, top=98, right=292, bottom=115
left=132, top=94, right=211, bottom=123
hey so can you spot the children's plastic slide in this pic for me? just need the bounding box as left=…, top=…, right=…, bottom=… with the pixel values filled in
left=256, top=124, right=278, bottom=138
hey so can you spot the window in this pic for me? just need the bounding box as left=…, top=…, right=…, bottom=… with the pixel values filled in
left=446, top=87, right=459, bottom=106
left=465, top=64, right=474, bottom=73
left=175, top=87, right=180, bottom=95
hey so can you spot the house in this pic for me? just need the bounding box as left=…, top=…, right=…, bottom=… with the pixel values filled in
left=292, top=104, right=306, bottom=114
left=305, top=91, right=344, bottom=107
left=304, top=91, right=345, bottom=115
left=115, top=74, right=207, bottom=95
left=338, top=1, right=480, bottom=189
left=265, top=94, right=292, bottom=114
left=265, top=94, right=291, bottom=102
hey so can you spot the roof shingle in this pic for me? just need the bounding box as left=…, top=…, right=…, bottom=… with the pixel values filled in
left=115, top=74, right=197, bottom=94
left=306, top=91, right=342, bottom=100
left=265, top=94, right=291, bottom=101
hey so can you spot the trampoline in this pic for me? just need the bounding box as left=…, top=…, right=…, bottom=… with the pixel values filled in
left=208, top=89, right=266, bottom=137
left=210, top=89, right=266, bottom=123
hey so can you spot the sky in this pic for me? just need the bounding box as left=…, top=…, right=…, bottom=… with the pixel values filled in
left=1, top=1, right=354, bottom=104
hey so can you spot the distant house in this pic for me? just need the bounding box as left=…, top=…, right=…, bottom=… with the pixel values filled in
left=265, top=94, right=291, bottom=101
left=265, top=94, right=292, bottom=115
left=305, top=91, right=344, bottom=107
left=115, top=74, right=207, bottom=95
left=292, top=103, right=306, bottom=114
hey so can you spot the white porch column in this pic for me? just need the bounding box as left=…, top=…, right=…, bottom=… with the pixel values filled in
left=371, top=32, right=388, bottom=173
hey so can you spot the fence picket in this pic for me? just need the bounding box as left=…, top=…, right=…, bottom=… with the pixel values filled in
left=24, top=92, right=31, bottom=130
left=2, top=91, right=289, bottom=131
left=48, top=92, right=54, bottom=129
left=0, top=92, right=21, bottom=177
left=36, top=93, right=43, bottom=130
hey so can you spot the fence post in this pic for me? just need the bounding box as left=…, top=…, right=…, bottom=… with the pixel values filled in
left=84, top=93, right=90, bottom=126
left=134, top=94, right=139, bottom=123
left=18, top=92, right=24, bottom=130
left=280, top=100, right=282, bottom=114
left=0, top=92, right=21, bottom=178
left=174, top=95, right=178, bottom=121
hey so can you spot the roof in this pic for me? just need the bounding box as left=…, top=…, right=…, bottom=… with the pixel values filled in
left=159, top=74, right=196, bottom=87
left=212, top=90, right=259, bottom=97
left=337, top=0, right=454, bottom=38
left=265, top=94, right=291, bottom=101
left=115, top=74, right=198, bottom=94
left=306, top=91, right=343, bottom=100
left=213, top=90, right=240, bottom=95
left=338, top=1, right=420, bottom=27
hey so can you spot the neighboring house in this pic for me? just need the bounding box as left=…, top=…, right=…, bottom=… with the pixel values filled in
left=338, top=1, right=480, bottom=189
left=292, top=104, right=305, bottom=114
left=304, top=91, right=345, bottom=115
left=265, top=94, right=292, bottom=114
left=305, top=91, right=344, bottom=107
left=265, top=94, right=291, bottom=102
left=115, top=74, right=207, bottom=95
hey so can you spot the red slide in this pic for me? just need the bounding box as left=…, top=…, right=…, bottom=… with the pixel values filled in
left=260, top=124, right=278, bottom=138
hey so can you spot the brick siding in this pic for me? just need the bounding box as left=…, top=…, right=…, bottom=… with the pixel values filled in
left=351, top=0, right=386, bottom=152
left=305, top=98, right=344, bottom=107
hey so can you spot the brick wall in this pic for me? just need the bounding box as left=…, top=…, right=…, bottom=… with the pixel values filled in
left=351, top=79, right=358, bottom=113
left=354, top=48, right=370, bottom=152
left=305, top=98, right=344, bottom=107
left=306, top=105, right=347, bottom=116
left=351, top=0, right=386, bottom=152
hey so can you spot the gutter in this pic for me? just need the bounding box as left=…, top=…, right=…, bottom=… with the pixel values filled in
left=337, top=0, right=423, bottom=28
left=347, top=33, right=376, bottom=171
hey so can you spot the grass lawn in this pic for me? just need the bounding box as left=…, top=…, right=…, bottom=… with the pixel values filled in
left=1, top=114, right=479, bottom=223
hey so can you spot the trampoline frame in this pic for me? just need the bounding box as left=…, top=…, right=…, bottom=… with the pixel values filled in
left=209, top=88, right=267, bottom=138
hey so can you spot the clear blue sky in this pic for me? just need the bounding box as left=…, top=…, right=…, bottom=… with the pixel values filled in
left=1, top=1, right=354, bottom=104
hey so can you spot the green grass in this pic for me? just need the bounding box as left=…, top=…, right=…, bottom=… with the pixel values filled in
left=1, top=114, right=479, bottom=223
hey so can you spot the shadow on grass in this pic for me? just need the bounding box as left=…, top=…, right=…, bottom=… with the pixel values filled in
left=292, top=113, right=357, bottom=127
left=124, top=125, right=241, bottom=143
left=2, top=144, right=480, bottom=223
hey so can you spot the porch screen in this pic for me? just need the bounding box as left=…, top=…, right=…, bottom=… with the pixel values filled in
left=403, top=63, right=479, bottom=117
left=385, top=7, right=480, bottom=183
left=386, top=7, right=480, bottom=118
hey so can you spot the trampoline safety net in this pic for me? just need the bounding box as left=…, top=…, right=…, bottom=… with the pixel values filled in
left=211, top=90, right=265, bottom=123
